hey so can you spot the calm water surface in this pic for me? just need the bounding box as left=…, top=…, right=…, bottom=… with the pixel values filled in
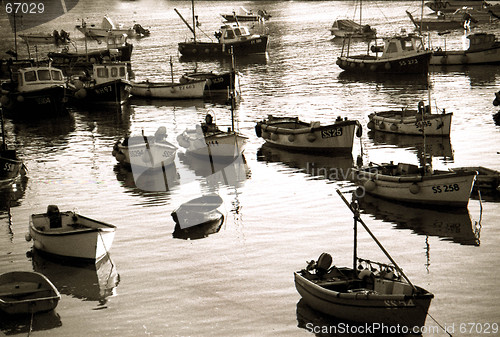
left=0, top=1, right=499, bottom=336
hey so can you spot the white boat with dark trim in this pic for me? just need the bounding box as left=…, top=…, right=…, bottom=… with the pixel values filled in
left=367, top=100, right=452, bottom=136
left=27, top=205, right=116, bottom=262
left=255, top=115, right=362, bottom=154
left=0, top=271, right=60, bottom=315
left=177, top=114, right=247, bottom=159
left=337, top=33, right=432, bottom=74
left=295, top=190, right=434, bottom=331
left=430, top=32, right=500, bottom=65
left=112, top=127, right=178, bottom=169
left=130, top=79, right=206, bottom=99
left=352, top=162, right=477, bottom=207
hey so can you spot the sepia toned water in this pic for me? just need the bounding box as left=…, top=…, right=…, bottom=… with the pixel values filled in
left=0, top=1, right=499, bottom=336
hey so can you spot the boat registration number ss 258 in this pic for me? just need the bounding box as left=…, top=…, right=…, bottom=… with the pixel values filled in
left=321, top=127, right=343, bottom=138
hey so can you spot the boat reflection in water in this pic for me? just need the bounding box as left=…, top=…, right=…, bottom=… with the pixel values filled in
left=257, top=143, right=354, bottom=182
left=354, top=192, right=480, bottom=246
left=31, top=250, right=119, bottom=305
left=114, top=164, right=179, bottom=201
left=178, top=152, right=250, bottom=189
left=297, top=298, right=395, bottom=337
left=172, top=218, right=224, bottom=240
left=0, top=308, right=61, bottom=335
left=368, top=130, right=453, bottom=160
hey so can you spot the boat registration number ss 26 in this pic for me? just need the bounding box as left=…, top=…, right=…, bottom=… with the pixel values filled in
left=321, top=127, right=343, bottom=138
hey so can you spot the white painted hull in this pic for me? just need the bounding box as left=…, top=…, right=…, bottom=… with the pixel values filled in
left=257, top=117, right=360, bottom=153
left=130, top=80, right=206, bottom=99
left=431, top=48, right=500, bottom=65
left=29, top=211, right=116, bottom=261
left=294, top=271, right=433, bottom=329
left=368, top=111, right=452, bottom=136
left=76, top=26, right=134, bottom=38
left=353, top=165, right=477, bottom=207
left=114, top=138, right=177, bottom=169
left=178, top=129, right=247, bottom=159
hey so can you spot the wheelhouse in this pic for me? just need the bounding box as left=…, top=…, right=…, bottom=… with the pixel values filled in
left=17, top=67, right=65, bottom=92
left=220, top=23, right=252, bottom=42
left=380, top=34, right=426, bottom=59
left=92, top=62, right=129, bottom=85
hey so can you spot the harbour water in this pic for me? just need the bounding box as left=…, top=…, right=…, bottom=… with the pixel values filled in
left=0, top=1, right=499, bottom=336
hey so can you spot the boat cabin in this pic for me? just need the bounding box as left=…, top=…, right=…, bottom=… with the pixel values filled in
left=377, top=34, right=426, bottom=59
left=92, top=62, right=129, bottom=85
left=467, top=33, right=498, bottom=51
left=217, top=23, right=254, bottom=43
left=16, top=67, right=65, bottom=92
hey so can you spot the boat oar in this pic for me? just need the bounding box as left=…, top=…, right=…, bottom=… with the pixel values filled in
left=336, top=189, right=418, bottom=293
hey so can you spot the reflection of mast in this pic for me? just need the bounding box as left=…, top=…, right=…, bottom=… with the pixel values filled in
left=425, top=236, right=430, bottom=273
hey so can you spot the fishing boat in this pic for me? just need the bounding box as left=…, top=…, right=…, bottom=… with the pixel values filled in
left=406, top=9, right=478, bottom=31
left=171, top=194, right=224, bottom=230
left=0, top=111, right=25, bottom=185
left=19, top=30, right=70, bottom=45
left=0, top=271, right=60, bottom=315
left=336, top=33, right=432, bottom=74
left=76, top=16, right=150, bottom=39
left=425, top=0, right=492, bottom=13
left=330, top=20, right=376, bottom=39
left=47, top=34, right=133, bottom=77
left=367, top=100, right=452, bottom=136
left=70, top=62, right=132, bottom=105
left=255, top=115, right=362, bottom=154
left=452, top=166, right=500, bottom=194
left=26, top=205, right=116, bottom=262
left=175, top=2, right=268, bottom=58
left=330, top=0, right=375, bottom=39
left=112, top=127, right=178, bottom=169
left=221, top=7, right=271, bottom=22
left=130, top=80, right=206, bottom=99
left=430, top=32, right=500, bottom=65
left=180, top=70, right=239, bottom=95
left=177, top=113, right=247, bottom=159
left=0, top=66, right=67, bottom=118
left=352, top=162, right=477, bottom=207
left=295, top=190, right=434, bottom=330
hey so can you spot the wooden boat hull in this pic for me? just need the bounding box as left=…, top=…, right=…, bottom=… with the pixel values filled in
left=72, top=79, right=131, bottom=105
left=256, top=116, right=360, bottom=154
left=178, top=35, right=268, bottom=57
left=330, top=20, right=376, bottom=39
left=48, top=44, right=133, bottom=77
left=337, top=52, right=431, bottom=74
left=425, top=0, right=486, bottom=13
left=1, top=86, right=67, bottom=119
left=0, top=271, right=60, bottom=315
left=28, top=210, right=116, bottom=262
left=368, top=111, right=452, bottom=136
left=352, top=165, right=477, bottom=207
left=0, top=150, right=24, bottom=184
left=113, top=136, right=177, bottom=169
left=178, top=130, right=247, bottom=159
left=180, top=71, right=237, bottom=93
left=431, top=48, right=500, bottom=65
left=130, top=80, right=206, bottom=99
left=294, top=272, right=433, bottom=329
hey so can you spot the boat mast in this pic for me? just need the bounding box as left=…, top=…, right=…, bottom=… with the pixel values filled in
left=191, top=0, right=196, bottom=43
left=359, top=0, right=362, bottom=25
left=230, top=47, right=235, bottom=132
left=337, top=190, right=418, bottom=292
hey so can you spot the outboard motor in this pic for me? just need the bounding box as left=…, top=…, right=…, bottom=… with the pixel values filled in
left=47, top=205, right=62, bottom=228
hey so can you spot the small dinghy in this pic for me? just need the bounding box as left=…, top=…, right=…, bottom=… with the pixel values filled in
left=0, top=271, right=60, bottom=315
left=255, top=115, right=362, bottom=153
left=171, top=194, right=224, bottom=230
left=295, top=190, right=434, bottom=331
left=367, top=101, right=452, bottom=136
left=112, top=127, right=178, bottom=169
left=27, top=205, right=116, bottom=262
